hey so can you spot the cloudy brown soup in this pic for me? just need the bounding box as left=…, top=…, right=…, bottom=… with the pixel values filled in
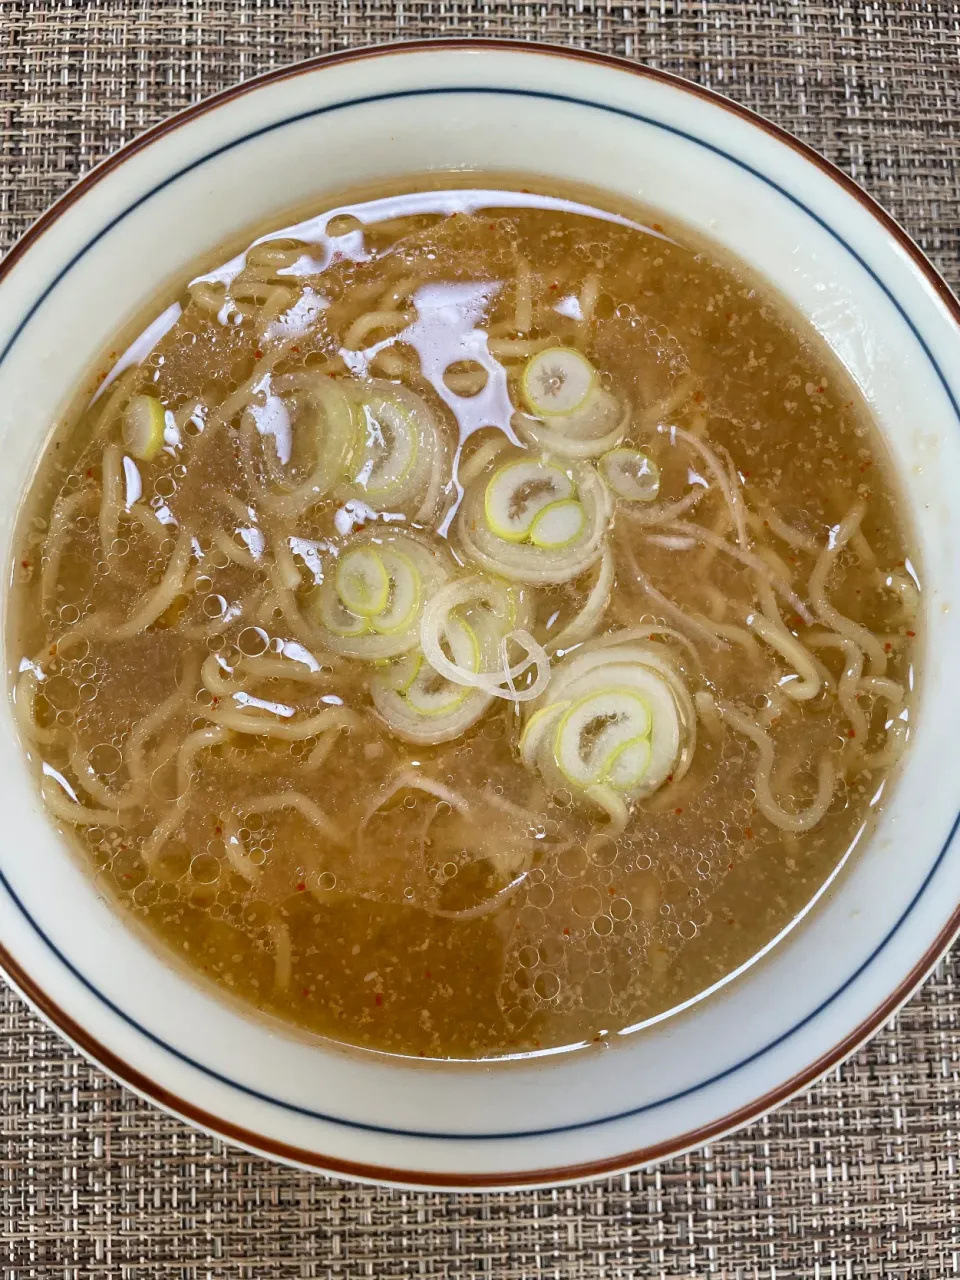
left=9, top=177, right=920, bottom=1058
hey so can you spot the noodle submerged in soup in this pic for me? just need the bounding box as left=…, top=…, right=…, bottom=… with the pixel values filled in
left=10, top=179, right=920, bottom=1058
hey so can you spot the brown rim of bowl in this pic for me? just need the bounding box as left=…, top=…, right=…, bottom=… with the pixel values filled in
left=2, top=38, right=959, bottom=1190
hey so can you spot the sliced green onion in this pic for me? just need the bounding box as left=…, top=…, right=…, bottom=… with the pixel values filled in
left=606, top=737, right=653, bottom=789
left=444, top=615, right=481, bottom=673
left=529, top=499, right=585, bottom=549
left=396, top=616, right=479, bottom=715
left=419, top=576, right=549, bottom=704
left=369, top=550, right=421, bottom=635
left=521, top=348, right=596, bottom=417
left=381, top=651, right=422, bottom=693
left=122, top=395, right=166, bottom=462
left=315, top=584, right=371, bottom=637
left=370, top=618, right=490, bottom=742
left=405, top=665, right=470, bottom=716
left=371, top=677, right=490, bottom=744
left=338, top=382, right=442, bottom=519
left=484, top=460, right=574, bottom=543
left=519, top=702, right=570, bottom=770
left=554, top=690, right=652, bottom=787
left=514, top=381, right=628, bottom=460
left=311, top=530, right=452, bottom=659
left=518, top=637, right=698, bottom=824
left=354, top=394, right=419, bottom=495
left=336, top=547, right=389, bottom=617
left=259, top=375, right=362, bottom=519
left=600, top=448, right=661, bottom=502
left=459, top=455, right=612, bottom=585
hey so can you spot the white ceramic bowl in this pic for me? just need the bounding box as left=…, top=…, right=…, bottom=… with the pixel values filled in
left=2, top=41, right=959, bottom=1191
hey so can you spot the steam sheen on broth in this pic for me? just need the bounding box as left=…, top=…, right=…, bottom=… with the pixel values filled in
left=10, top=179, right=920, bottom=1059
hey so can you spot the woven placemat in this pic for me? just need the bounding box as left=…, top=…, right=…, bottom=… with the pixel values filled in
left=2, top=2, right=960, bottom=1275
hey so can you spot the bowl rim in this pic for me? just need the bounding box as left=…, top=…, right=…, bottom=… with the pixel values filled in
left=3, top=36, right=960, bottom=1188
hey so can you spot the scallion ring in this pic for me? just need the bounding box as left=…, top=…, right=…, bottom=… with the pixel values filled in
left=309, top=530, right=451, bottom=659
left=600, top=448, right=661, bottom=502
left=458, top=454, right=612, bottom=584
left=519, top=636, right=697, bottom=827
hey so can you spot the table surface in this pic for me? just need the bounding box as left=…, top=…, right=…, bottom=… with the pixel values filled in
left=2, top=2, right=960, bottom=1276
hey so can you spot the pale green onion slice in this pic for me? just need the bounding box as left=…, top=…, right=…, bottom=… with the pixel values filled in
left=600, top=448, right=661, bottom=502
left=606, top=736, right=653, bottom=789
left=513, top=385, right=629, bottom=460
left=403, top=619, right=478, bottom=716
left=336, top=547, right=389, bottom=617
left=419, top=576, right=549, bottom=703
left=405, top=665, right=470, bottom=716
left=381, top=651, right=422, bottom=693
left=316, top=584, right=371, bottom=637
left=310, top=530, right=452, bottom=659
left=369, top=550, right=421, bottom=635
left=518, top=637, right=698, bottom=825
left=484, top=460, right=574, bottom=543
left=259, top=374, right=362, bottom=519
left=529, top=499, right=585, bottom=549
left=445, top=615, right=482, bottom=672
left=459, top=455, right=612, bottom=585
left=122, top=395, right=166, bottom=462
left=371, top=677, right=490, bottom=744
left=521, top=348, right=596, bottom=417
left=339, top=381, right=442, bottom=520
left=354, top=393, right=419, bottom=495
left=554, top=689, right=652, bottom=787
left=519, top=702, right=570, bottom=771
left=563, top=662, right=683, bottom=791
left=370, top=617, right=491, bottom=743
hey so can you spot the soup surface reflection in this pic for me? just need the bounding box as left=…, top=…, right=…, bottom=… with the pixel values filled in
left=10, top=178, right=919, bottom=1058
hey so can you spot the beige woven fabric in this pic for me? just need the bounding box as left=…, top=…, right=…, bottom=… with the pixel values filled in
left=2, top=1, right=960, bottom=1275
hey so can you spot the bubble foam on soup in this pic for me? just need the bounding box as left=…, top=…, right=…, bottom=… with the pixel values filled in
left=9, top=176, right=920, bottom=1059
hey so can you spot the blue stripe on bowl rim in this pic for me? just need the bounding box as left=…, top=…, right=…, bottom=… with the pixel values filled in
left=2, top=84, right=958, bottom=1143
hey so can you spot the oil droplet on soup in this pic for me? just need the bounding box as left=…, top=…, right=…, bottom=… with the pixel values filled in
left=9, top=176, right=920, bottom=1059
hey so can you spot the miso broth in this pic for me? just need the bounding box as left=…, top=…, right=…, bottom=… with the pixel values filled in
left=9, top=177, right=920, bottom=1059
